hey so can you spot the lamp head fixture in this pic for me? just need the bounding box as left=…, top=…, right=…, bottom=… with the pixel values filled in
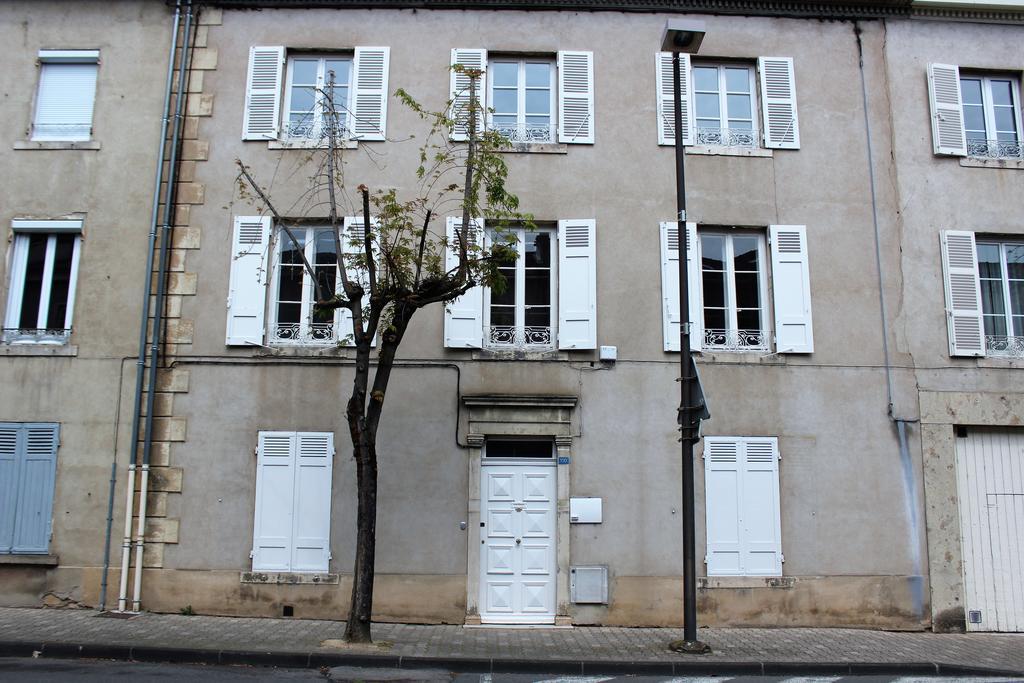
left=661, top=19, right=707, bottom=54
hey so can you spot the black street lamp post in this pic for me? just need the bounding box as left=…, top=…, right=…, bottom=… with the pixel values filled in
left=662, top=19, right=711, bottom=655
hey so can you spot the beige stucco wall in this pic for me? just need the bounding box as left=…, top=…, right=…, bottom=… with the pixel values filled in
left=0, top=0, right=170, bottom=606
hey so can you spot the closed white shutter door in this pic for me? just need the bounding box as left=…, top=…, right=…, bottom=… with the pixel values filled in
left=33, top=62, right=98, bottom=141
left=252, top=432, right=296, bottom=571
left=705, top=436, right=782, bottom=576
left=226, top=216, right=271, bottom=346
left=338, top=217, right=377, bottom=347
left=557, top=51, right=594, bottom=144
left=12, top=425, right=60, bottom=554
left=928, top=63, right=967, bottom=157
left=704, top=438, right=742, bottom=575
left=940, top=230, right=985, bottom=356
left=243, top=46, right=285, bottom=140
left=660, top=221, right=702, bottom=352
left=769, top=225, right=814, bottom=353
left=444, top=216, right=485, bottom=348
left=351, top=47, right=390, bottom=141
left=656, top=52, right=694, bottom=146
left=758, top=57, right=800, bottom=149
left=558, top=219, right=597, bottom=350
left=291, top=432, right=334, bottom=572
left=450, top=49, right=487, bottom=142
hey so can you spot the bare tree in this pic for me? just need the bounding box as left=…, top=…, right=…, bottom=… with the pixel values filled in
left=236, top=68, right=523, bottom=643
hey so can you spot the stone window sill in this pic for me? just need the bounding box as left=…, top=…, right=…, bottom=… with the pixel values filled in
left=495, top=143, right=568, bottom=155
left=0, top=344, right=78, bottom=357
left=696, top=350, right=787, bottom=365
left=0, top=554, right=59, bottom=566
left=471, top=348, right=570, bottom=361
left=960, top=156, right=1024, bottom=170
left=241, top=571, right=338, bottom=585
left=14, top=141, right=101, bottom=151
left=267, top=139, right=358, bottom=150
left=686, top=145, right=773, bottom=158
left=699, top=576, right=793, bottom=589
left=253, top=345, right=356, bottom=359
left=976, top=356, right=1024, bottom=369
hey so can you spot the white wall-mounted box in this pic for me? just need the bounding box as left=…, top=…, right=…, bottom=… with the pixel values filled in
left=570, top=497, right=602, bottom=523
left=570, top=565, right=608, bottom=603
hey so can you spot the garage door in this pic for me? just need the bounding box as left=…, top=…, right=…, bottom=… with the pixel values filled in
left=955, top=427, right=1024, bottom=632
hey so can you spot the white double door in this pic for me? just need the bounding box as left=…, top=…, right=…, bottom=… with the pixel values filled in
left=479, top=462, right=557, bottom=624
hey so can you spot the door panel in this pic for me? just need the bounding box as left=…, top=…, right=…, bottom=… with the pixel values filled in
left=480, top=463, right=556, bottom=624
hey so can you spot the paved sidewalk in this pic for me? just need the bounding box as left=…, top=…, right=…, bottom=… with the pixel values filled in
left=0, top=607, right=1022, bottom=675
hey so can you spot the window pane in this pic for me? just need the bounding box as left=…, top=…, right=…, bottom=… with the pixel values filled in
left=693, top=66, right=718, bottom=92
left=486, top=440, right=550, bottom=458
left=525, top=306, right=550, bottom=328
left=726, top=94, right=751, bottom=121
left=725, top=68, right=750, bottom=93
left=281, top=232, right=306, bottom=264
left=702, top=270, right=726, bottom=308
left=491, top=62, right=518, bottom=88
left=701, top=235, right=724, bottom=271
left=703, top=307, right=726, bottom=331
left=525, top=270, right=550, bottom=305
left=524, top=63, right=550, bottom=87
left=983, top=314, right=1007, bottom=337
left=314, top=231, right=337, bottom=263
left=960, top=78, right=983, bottom=105
left=963, top=104, right=986, bottom=135
left=289, top=86, right=316, bottom=112
left=980, top=279, right=1005, bottom=317
left=492, top=115, right=517, bottom=128
left=994, top=106, right=1018, bottom=134
left=1009, top=280, right=1024, bottom=317
left=525, top=89, right=550, bottom=115
left=990, top=80, right=1013, bottom=106
left=492, top=89, right=518, bottom=114
left=325, top=59, right=351, bottom=86
left=278, top=265, right=304, bottom=304
left=736, top=308, right=761, bottom=332
left=1006, top=245, right=1024, bottom=279
left=524, top=232, right=550, bottom=267
left=733, top=237, right=760, bottom=271
left=1014, top=315, right=1024, bottom=337
left=490, top=306, right=514, bottom=327
left=696, top=93, right=721, bottom=120
left=491, top=269, right=515, bottom=305
left=46, top=235, right=76, bottom=330
left=734, top=272, right=761, bottom=309
left=977, top=243, right=1001, bottom=278
left=18, top=235, right=49, bottom=329
left=277, top=302, right=301, bottom=325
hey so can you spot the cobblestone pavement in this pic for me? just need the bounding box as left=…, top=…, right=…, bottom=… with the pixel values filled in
left=0, top=607, right=1021, bottom=673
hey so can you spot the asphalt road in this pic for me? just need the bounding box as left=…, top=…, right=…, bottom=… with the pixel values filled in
left=2, top=658, right=1024, bottom=683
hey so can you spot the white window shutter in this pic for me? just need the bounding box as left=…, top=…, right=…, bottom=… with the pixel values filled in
left=32, top=62, right=98, bottom=141
left=291, top=432, right=334, bottom=572
left=558, top=219, right=598, bottom=350
left=758, top=57, right=800, bottom=149
left=660, top=221, right=702, bottom=352
left=704, top=438, right=743, bottom=576
left=10, top=424, right=60, bottom=554
left=557, top=51, right=594, bottom=144
left=739, top=438, right=783, bottom=576
left=243, top=46, right=285, bottom=140
left=338, top=217, right=378, bottom=347
left=444, top=216, right=485, bottom=348
left=252, top=432, right=296, bottom=571
left=927, top=63, right=967, bottom=157
left=940, top=230, right=985, bottom=356
left=656, top=52, right=694, bottom=146
left=226, top=216, right=271, bottom=346
left=769, top=225, right=814, bottom=353
left=351, top=47, right=390, bottom=141
left=450, top=49, right=487, bottom=142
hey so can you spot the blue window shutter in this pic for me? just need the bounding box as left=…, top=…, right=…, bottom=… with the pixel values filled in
left=0, top=425, right=20, bottom=552
left=12, top=424, right=59, bottom=554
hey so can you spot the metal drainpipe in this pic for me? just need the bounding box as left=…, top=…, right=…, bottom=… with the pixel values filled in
left=113, top=0, right=182, bottom=614
left=131, top=0, right=194, bottom=612
left=855, top=22, right=924, bottom=619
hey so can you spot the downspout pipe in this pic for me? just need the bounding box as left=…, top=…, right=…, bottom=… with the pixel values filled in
left=112, top=0, right=182, bottom=614
left=855, top=21, right=924, bottom=620
left=132, top=0, right=195, bottom=613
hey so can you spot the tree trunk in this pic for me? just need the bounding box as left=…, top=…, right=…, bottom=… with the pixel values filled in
left=343, top=440, right=377, bottom=643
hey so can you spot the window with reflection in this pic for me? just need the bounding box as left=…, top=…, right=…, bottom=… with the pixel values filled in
left=3, top=232, right=81, bottom=344
left=284, top=55, right=353, bottom=139
left=700, top=230, right=768, bottom=350
left=486, top=226, right=556, bottom=348
left=271, top=227, right=339, bottom=343
left=692, top=63, right=758, bottom=149
left=960, top=74, right=1023, bottom=159
left=488, top=58, right=555, bottom=143
left=977, top=240, right=1024, bottom=356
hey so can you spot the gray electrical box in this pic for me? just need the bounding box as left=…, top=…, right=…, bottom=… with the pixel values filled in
left=570, top=565, right=608, bottom=604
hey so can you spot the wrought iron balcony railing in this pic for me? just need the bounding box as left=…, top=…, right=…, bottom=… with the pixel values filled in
left=967, top=138, right=1023, bottom=160
left=703, top=328, right=768, bottom=351
left=2, top=327, right=71, bottom=344
left=488, top=325, right=553, bottom=349
left=490, top=123, right=554, bottom=144
left=695, top=126, right=757, bottom=149
left=272, top=322, right=336, bottom=344
left=985, top=335, right=1024, bottom=358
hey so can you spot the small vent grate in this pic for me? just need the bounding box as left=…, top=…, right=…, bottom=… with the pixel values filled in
left=776, top=232, right=802, bottom=254
left=667, top=228, right=679, bottom=251
left=707, top=442, right=738, bottom=463
left=746, top=443, right=774, bottom=463
left=238, top=222, right=264, bottom=244
left=565, top=225, right=590, bottom=248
